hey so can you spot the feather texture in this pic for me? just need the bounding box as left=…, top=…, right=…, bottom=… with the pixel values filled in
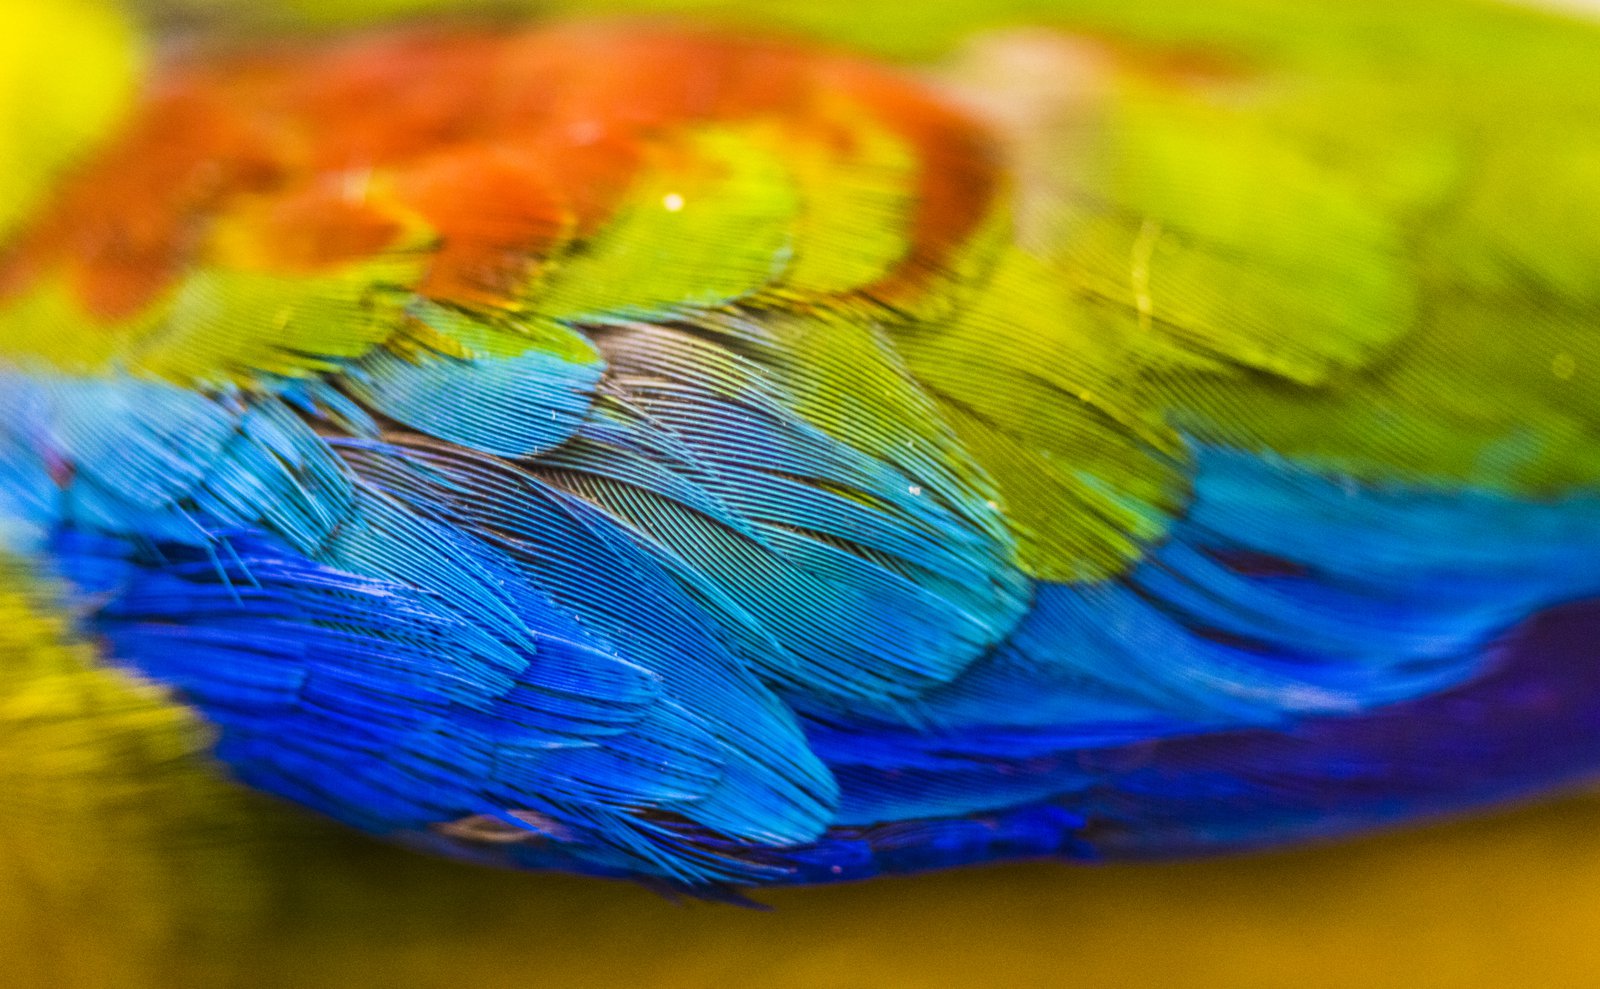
left=3, top=6, right=1600, bottom=890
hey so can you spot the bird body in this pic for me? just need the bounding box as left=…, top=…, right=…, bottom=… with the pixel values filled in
left=4, top=0, right=1600, bottom=944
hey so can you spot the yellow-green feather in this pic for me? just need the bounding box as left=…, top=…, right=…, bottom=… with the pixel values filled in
left=531, top=0, right=1600, bottom=502
left=530, top=128, right=799, bottom=323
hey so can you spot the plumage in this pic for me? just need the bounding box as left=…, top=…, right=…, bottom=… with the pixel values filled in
left=5, top=0, right=1600, bottom=922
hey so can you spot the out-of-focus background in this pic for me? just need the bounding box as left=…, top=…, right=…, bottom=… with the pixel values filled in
left=224, top=791, right=1600, bottom=988
left=9, top=0, right=1600, bottom=985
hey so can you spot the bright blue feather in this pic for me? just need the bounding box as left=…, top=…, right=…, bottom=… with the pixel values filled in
left=541, top=321, right=1029, bottom=709
left=345, top=304, right=603, bottom=459
left=9, top=341, right=1600, bottom=886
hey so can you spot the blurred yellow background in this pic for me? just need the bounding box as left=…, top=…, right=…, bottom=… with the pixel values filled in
left=210, top=791, right=1600, bottom=988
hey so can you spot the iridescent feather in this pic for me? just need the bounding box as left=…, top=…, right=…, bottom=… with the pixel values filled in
left=4, top=1, right=1600, bottom=894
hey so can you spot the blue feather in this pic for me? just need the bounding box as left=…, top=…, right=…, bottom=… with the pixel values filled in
left=10, top=347, right=1600, bottom=887
left=345, top=303, right=604, bottom=459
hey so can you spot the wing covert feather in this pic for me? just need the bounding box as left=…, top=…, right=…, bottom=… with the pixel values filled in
left=5, top=4, right=1600, bottom=884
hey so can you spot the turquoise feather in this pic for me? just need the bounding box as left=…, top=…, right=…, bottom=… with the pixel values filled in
left=4, top=9, right=1600, bottom=892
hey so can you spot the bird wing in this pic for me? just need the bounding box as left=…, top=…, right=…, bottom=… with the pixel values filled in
left=4, top=7, right=1600, bottom=885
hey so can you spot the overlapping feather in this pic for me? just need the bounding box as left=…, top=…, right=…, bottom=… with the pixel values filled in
left=3, top=11, right=1600, bottom=887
